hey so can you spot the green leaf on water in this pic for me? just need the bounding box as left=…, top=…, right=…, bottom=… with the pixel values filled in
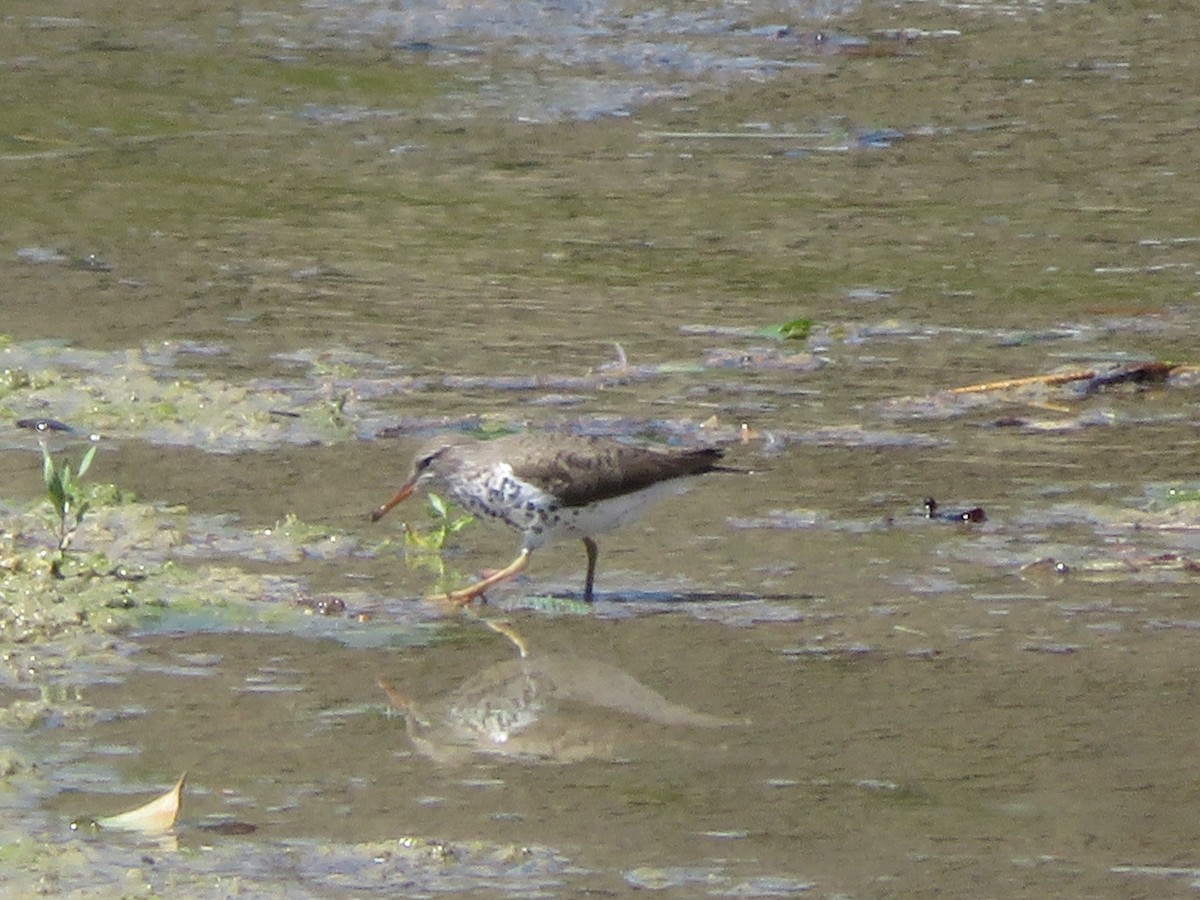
left=775, top=318, right=814, bottom=340
left=754, top=318, right=814, bottom=341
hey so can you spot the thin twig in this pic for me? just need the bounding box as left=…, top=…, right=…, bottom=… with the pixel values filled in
left=950, top=361, right=1184, bottom=395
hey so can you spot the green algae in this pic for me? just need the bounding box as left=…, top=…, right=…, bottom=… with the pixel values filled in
left=0, top=466, right=390, bottom=652
left=2, top=343, right=357, bottom=450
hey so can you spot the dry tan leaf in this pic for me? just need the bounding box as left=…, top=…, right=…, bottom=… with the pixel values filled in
left=96, top=773, right=186, bottom=834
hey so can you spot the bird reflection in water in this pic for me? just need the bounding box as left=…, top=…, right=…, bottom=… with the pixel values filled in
left=379, top=620, right=739, bottom=766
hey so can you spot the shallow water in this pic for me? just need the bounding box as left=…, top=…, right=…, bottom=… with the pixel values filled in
left=2, top=0, right=1199, bottom=896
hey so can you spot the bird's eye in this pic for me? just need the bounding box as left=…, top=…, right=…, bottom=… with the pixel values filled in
left=416, top=450, right=443, bottom=471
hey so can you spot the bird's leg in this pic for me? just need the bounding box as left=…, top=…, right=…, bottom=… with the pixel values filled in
left=582, top=537, right=599, bottom=603
left=436, top=548, right=532, bottom=606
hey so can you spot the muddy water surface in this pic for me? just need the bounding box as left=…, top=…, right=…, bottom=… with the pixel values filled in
left=2, top=0, right=1199, bottom=896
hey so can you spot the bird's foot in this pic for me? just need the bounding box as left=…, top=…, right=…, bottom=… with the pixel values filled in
left=427, top=586, right=486, bottom=607
left=424, top=550, right=531, bottom=608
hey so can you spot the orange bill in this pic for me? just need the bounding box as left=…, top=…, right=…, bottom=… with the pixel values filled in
left=370, top=480, right=417, bottom=522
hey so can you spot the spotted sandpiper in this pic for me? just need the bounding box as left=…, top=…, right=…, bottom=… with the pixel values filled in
left=370, top=433, right=731, bottom=604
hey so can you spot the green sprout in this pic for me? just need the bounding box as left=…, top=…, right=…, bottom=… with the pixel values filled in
left=40, top=442, right=97, bottom=577
left=402, top=492, right=475, bottom=594
left=403, top=492, right=474, bottom=552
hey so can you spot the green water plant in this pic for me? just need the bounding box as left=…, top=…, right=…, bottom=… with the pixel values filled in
left=403, top=492, right=474, bottom=554
left=402, top=493, right=475, bottom=594
left=745, top=317, right=815, bottom=342
left=40, top=442, right=97, bottom=577
left=766, top=317, right=814, bottom=340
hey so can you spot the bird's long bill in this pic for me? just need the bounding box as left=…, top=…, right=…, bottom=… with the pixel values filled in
left=370, top=480, right=417, bottom=522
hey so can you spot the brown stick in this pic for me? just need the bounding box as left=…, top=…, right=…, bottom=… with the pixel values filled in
left=949, top=362, right=1183, bottom=395
left=948, top=369, right=1100, bottom=394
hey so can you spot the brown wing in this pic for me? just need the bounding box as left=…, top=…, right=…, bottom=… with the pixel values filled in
left=507, top=435, right=726, bottom=507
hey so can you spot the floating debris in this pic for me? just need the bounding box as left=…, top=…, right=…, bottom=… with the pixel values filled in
left=73, top=773, right=185, bottom=835
left=703, top=347, right=824, bottom=371
left=883, top=360, right=1197, bottom=421
left=15, top=417, right=76, bottom=433
left=949, top=362, right=1181, bottom=397
left=198, top=820, right=258, bottom=835
left=69, top=253, right=113, bottom=272
left=1020, top=643, right=1082, bottom=654
left=779, top=642, right=872, bottom=659
left=1019, top=557, right=1071, bottom=578
left=923, top=498, right=987, bottom=523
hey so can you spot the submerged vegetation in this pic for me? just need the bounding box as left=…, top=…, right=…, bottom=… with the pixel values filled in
left=401, top=493, right=476, bottom=596
left=0, top=435, right=402, bottom=653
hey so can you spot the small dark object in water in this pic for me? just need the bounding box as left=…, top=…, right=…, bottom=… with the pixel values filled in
left=1074, top=361, right=1174, bottom=395
left=773, top=28, right=866, bottom=52
left=16, top=417, right=76, bottom=433
left=1020, top=557, right=1070, bottom=577
left=298, top=596, right=346, bottom=616
left=857, top=128, right=906, bottom=149
left=771, top=27, right=905, bottom=58
left=923, top=498, right=986, bottom=523
left=109, top=565, right=148, bottom=583
left=198, top=821, right=258, bottom=835
left=393, top=40, right=481, bottom=56
left=70, top=253, right=113, bottom=272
